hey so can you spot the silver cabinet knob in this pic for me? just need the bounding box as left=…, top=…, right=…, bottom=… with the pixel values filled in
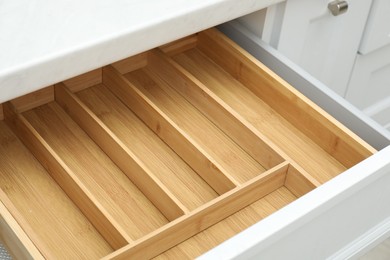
left=328, top=0, right=348, bottom=16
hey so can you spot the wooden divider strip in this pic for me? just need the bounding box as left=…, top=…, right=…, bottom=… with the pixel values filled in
left=285, top=164, right=317, bottom=197
left=157, top=39, right=320, bottom=190
left=111, top=52, right=148, bottom=75
left=3, top=102, right=131, bottom=249
left=55, top=83, right=187, bottom=220
left=0, top=193, right=45, bottom=260
left=197, top=28, right=376, bottom=168
left=103, top=162, right=289, bottom=260
left=150, top=49, right=284, bottom=169
left=10, top=86, right=54, bottom=113
left=150, top=48, right=320, bottom=192
left=159, top=34, right=198, bottom=57
left=102, top=65, right=239, bottom=194
left=0, top=104, right=3, bottom=120
left=63, top=69, right=102, bottom=93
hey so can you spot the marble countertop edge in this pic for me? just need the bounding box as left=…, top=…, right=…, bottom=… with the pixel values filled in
left=0, top=0, right=281, bottom=103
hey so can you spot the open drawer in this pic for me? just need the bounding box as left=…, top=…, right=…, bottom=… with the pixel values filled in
left=0, top=28, right=381, bottom=259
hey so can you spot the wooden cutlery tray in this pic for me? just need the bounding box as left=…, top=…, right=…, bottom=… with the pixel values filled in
left=0, top=28, right=375, bottom=259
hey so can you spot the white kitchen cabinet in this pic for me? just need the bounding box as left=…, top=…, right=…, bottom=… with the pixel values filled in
left=271, top=0, right=372, bottom=97
left=236, top=0, right=390, bottom=133
left=346, top=44, right=390, bottom=132
left=345, top=0, right=390, bottom=133
left=358, top=0, right=390, bottom=55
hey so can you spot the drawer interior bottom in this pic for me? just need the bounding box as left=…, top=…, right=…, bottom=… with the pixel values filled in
left=0, top=28, right=375, bottom=259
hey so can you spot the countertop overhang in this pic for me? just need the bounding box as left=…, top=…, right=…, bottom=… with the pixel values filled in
left=0, top=0, right=281, bottom=103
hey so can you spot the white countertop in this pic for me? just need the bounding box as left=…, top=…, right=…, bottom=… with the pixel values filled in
left=0, top=0, right=280, bottom=103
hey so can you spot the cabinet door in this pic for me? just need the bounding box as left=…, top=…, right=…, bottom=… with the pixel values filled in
left=359, top=0, right=390, bottom=55
left=346, top=44, right=390, bottom=131
left=275, top=0, right=372, bottom=96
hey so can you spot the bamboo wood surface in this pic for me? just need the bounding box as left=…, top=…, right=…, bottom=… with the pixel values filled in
left=156, top=37, right=319, bottom=191
left=63, top=69, right=102, bottom=93
left=123, top=68, right=267, bottom=184
left=159, top=34, right=198, bottom=57
left=0, top=197, right=44, bottom=260
left=149, top=49, right=283, bottom=169
left=0, top=27, right=376, bottom=259
left=103, top=162, right=288, bottom=260
left=154, top=186, right=297, bottom=259
left=55, top=83, right=187, bottom=221
left=103, top=65, right=239, bottom=194
left=0, top=121, right=113, bottom=259
left=10, top=86, right=54, bottom=113
left=4, top=102, right=131, bottom=248
left=112, top=52, right=148, bottom=75
left=198, top=28, right=376, bottom=168
left=76, top=84, right=218, bottom=210
left=285, top=164, right=317, bottom=197
left=173, top=49, right=347, bottom=184
left=22, top=100, right=170, bottom=240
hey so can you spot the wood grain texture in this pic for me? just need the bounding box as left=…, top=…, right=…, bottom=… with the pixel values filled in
left=160, top=34, right=198, bottom=57
left=124, top=67, right=267, bottom=184
left=103, top=162, right=288, bottom=260
left=154, top=187, right=297, bottom=259
left=0, top=198, right=44, bottom=260
left=0, top=186, right=55, bottom=260
left=55, top=83, right=187, bottom=221
left=0, top=120, right=113, bottom=259
left=285, top=164, right=317, bottom=197
left=173, top=48, right=345, bottom=184
left=63, top=68, right=102, bottom=93
left=24, top=102, right=167, bottom=242
left=197, top=28, right=375, bottom=168
left=103, top=65, right=239, bottom=194
left=0, top=27, right=374, bottom=259
left=77, top=84, right=218, bottom=211
left=23, top=101, right=169, bottom=241
left=10, top=86, right=54, bottom=113
left=149, top=49, right=283, bottom=169
left=111, top=52, right=148, bottom=75
left=3, top=102, right=130, bottom=250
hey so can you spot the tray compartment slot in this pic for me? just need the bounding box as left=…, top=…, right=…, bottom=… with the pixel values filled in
left=55, top=83, right=187, bottom=221
left=159, top=34, right=198, bottom=56
left=124, top=67, right=268, bottom=184
left=111, top=65, right=268, bottom=185
left=63, top=68, right=102, bottom=93
left=0, top=118, right=115, bottom=258
left=155, top=186, right=297, bottom=259
left=111, top=52, right=149, bottom=75
left=152, top=48, right=320, bottom=193
left=19, top=99, right=169, bottom=241
left=103, top=65, right=239, bottom=194
left=0, top=197, right=44, bottom=260
left=149, top=49, right=284, bottom=170
left=284, top=164, right=317, bottom=197
left=10, top=86, right=54, bottom=113
left=103, top=162, right=289, bottom=260
left=197, top=28, right=375, bottom=168
left=169, top=31, right=360, bottom=184
left=75, top=84, right=218, bottom=211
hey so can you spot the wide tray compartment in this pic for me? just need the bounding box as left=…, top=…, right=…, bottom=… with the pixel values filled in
left=0, top=28, right=375, bottom=259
